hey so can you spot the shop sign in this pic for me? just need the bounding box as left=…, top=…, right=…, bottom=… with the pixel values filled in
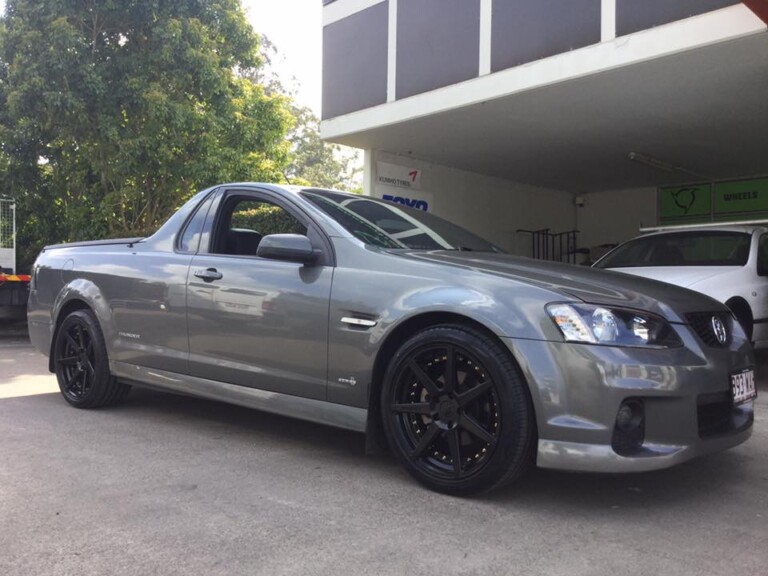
left=382, top=194, right=429, bottom=212
left=659, top=178, right=768, bottom=224
left=713, top=178, right=768, bottom=220
left=376, top=162, right=422, bottom=191
left=659, top=184, right=711, bottom=223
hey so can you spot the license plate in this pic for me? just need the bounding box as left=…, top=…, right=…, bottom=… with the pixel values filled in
left=731, top=369, right=757, bottom=406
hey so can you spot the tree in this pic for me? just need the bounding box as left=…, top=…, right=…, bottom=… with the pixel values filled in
left=0, top=0, right=294, bottom=271
left=246, top=36, right=361, bottom=193
left=284, top=104, right=361, bottom=192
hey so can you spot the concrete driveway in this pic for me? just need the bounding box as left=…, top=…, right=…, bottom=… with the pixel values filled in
left=1, top=327, right=766, bottom=576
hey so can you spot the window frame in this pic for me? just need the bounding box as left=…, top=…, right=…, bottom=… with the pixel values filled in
left=175, top=188, right=220, bottom=255
left=757, top=233, right=768, bottom=277
left=199, top=187, right=335, bottom=267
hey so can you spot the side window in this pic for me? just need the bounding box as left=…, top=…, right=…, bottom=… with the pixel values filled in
left=179, top=195, right=214, bottom=253
left=214, top=197, right=307, bottom=257
left=758, top=234, right=768, bottom=276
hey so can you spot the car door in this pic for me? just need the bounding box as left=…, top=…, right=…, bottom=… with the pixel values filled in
left=107, top=192, right=217, bottom=373
left=185, top=187, right=333, bottom=400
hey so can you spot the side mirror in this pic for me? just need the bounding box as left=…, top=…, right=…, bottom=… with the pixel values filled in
left=256, top=234, right=318, bottom=264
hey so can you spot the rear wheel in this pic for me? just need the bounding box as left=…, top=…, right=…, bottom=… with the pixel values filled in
left=54, top=309, right=131, bottom=408
left=380, top=325, right=534, bottom=495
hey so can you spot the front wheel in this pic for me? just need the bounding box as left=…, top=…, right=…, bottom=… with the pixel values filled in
left=54, top=309, right=131, bottom=408
left=380, top=325, right=534, bottom=495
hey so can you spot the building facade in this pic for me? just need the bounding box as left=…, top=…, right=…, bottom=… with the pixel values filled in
left=320, top=0, right=768, bottom=258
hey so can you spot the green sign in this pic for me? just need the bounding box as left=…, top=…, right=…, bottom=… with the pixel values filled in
left=659, top=184, right=712, bottom=224
left=659, top=178, right=768, bottom=224
left=713, top=178, right=768, bottom=221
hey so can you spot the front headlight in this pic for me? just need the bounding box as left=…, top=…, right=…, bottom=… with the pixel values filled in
left=546, top=303, right=682, bottom=348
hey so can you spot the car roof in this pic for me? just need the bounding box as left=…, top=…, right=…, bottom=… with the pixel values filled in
left=220, top=182, right=359, bottom=200
left=640, top=225, right=768, bottom=237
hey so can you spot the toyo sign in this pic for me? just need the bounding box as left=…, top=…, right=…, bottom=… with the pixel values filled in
left=382, top=194, right=429, bottom=211
left=376, top=160, right=431, bottom=212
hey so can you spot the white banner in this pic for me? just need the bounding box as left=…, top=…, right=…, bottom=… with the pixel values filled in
left=376, top=161, right=422, bottom=191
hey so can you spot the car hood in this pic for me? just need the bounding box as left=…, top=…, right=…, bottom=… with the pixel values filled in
left=603, top=266, right=732, bottom=288
left=396, top=251, right=726, bottom=322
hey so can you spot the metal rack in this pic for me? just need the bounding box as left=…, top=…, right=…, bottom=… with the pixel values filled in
left=517, top=228, right=580, bottom=264
left=0, top=198, right=17, bottom=274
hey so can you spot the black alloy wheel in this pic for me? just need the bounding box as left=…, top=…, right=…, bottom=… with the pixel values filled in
left=381, top=325, right=534, bottom=495
left=57, top=315, right=96, bottom=400
left=54, top=309, right=130, bottom=408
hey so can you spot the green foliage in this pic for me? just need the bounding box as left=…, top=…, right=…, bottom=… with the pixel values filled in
left=0, top=0, right=294, bottom=271
left=284, top=104, right=361, bottom=192
left=244, top=38, right=361, bottom=193
left=231, top=205, right=306, bottom=236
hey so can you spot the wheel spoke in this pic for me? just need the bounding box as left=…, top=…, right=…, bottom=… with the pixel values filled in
left=407, top=360, right=440, bottom=397
left=456, top=380, right=493, bottom=407
left=79, top=370, right=88, bottom=391
left=391, top=402, right=433, bottom=416
left=56, top=355, right=79, bottom=365
left=81, top=370, right=91, bottom=394
left=66, top=370, right=83, bottom=395
left=447, top=428, right=462, bottom=477
left=410, top=424, right=440, bottom=460
left=459, top=414, right=496, bottom=445
left=84, top=359, right=95, bottom=378
left=65, top=333, right=79, bottom=352
left=443, top=346, right=456, bottom=394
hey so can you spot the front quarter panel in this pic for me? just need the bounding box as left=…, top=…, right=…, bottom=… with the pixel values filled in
left=325, top=239, right=566, bottom=408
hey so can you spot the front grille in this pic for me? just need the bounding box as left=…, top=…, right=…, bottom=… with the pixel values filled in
left=686, top=312, right=732, bottom=347
left=697, top=392, right=733, bottom=438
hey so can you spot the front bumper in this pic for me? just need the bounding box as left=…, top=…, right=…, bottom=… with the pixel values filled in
left=502, top=322, right=755, bottom=474
left=536, top=419, right=752, bottom=473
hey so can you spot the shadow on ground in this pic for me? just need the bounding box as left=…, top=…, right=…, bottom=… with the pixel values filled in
left=15, top=381, right=757, bottom=512
left=2, top=323, right=765, bottom=511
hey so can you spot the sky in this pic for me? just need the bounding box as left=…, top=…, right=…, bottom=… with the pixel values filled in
left=0, top=0, right=324, bottom=115
left=242, top=0, right=323, bottom=114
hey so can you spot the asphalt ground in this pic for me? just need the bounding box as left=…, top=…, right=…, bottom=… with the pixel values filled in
left=1, top=322, right=767, bottom=576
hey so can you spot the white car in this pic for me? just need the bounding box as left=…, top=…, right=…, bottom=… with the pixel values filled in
left=594, top=224, right=768, bottom=348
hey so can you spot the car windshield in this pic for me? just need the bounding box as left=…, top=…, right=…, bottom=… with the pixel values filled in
left=301, top=190, right=503, bottom=252
left=595, top=231, right=751, bottom=268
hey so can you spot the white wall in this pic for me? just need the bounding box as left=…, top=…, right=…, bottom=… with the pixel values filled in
left=368, top=151, right=576, bottom=256
left=576, top=187, right=657, bottom=254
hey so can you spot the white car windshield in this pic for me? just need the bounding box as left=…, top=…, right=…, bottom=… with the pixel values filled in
left=596, top=231, right=751, bottom=268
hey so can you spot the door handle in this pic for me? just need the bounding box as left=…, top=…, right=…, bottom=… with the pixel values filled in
left=193, top=268, right=223, bottom=282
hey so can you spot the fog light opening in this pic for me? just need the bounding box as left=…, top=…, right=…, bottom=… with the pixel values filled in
left=612, top=399, right=645, bottom=456
left=616, top=400, right=643, bottom=431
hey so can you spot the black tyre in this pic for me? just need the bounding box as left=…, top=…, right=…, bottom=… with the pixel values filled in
left=53, top=309, right=131, bottom=408
left=381, top=325, right=534, bottom=495
left=729, top=304, right=753, bottom=342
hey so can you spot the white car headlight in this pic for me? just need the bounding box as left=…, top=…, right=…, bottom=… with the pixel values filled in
left=546, top=303, right=682, bottom=348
